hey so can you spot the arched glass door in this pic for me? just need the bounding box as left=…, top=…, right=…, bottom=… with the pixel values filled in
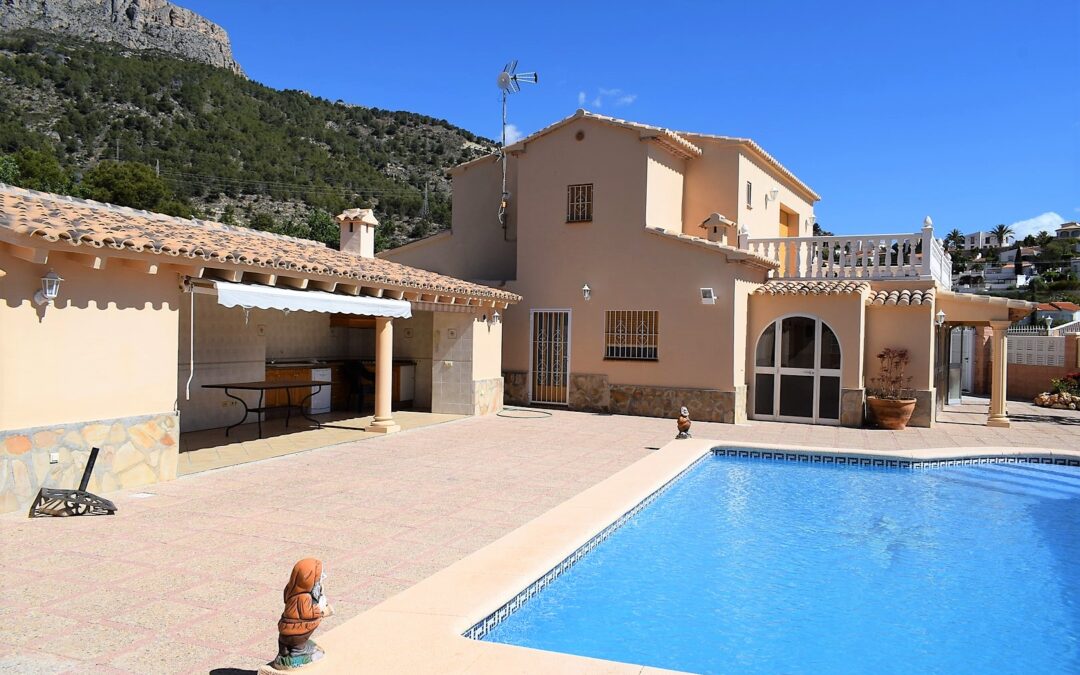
left=753, top=316, right=841, bottom=424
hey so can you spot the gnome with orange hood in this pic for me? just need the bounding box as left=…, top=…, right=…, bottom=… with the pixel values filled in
left=273, top=558, right=334, bottom=669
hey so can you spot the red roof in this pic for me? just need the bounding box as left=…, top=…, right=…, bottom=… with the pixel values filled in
left=1052, top=302, right=1080, bottom=311
left=1037, top=303, right=1057, bottom=310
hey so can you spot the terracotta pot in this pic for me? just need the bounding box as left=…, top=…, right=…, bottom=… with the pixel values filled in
left=867, top=396, right=917, bottom=430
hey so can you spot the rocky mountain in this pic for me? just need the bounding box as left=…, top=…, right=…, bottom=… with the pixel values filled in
left=0, top=30, right=496, bottom=249
left=0, top=0, right=241, bottom=74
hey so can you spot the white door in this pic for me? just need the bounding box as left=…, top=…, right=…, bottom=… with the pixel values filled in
left=530, top=310, right=571, bottom=405
left=753, top=316, right=841, bottom=425
left=961, top=327, right=974, bottom=392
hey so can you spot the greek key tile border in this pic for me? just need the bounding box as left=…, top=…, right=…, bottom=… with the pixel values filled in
left=463, top=453, right=709, bottom=641
left=463, top=446, right=1080, bottom=641
left=711, top=447, right=1080, bottom=469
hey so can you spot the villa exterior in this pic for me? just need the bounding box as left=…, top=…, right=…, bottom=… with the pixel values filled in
left=0, top=184, right=518, bottom=513
left=382, top=109, right=1033, bottom=430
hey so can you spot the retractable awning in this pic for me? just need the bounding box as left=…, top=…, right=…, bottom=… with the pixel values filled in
left=212, top=281, right=412, bottom=319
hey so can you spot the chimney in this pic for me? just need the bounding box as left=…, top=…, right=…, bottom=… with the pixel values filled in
left=700, top=212, right=736, bottom=246
left=336, top=208, right=379, bottom=258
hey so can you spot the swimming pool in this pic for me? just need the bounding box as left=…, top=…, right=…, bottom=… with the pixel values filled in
left=480, top=453, right=1080, bottom=674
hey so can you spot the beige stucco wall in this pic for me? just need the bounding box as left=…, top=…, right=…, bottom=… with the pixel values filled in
left=734, top=151, right=816, bottom=240
left=472, top=315, right=502, bottom=381
left=680, top=136, right=817, bottom=241
left=380, top=156, right=517, bottom=282
left=645, top=144, right=686, bottom=230
left=0, top=250, right=181, bottom=430
left=865, top=304, right=935, bottom=391
left=681, top=141, right=740, bottom=236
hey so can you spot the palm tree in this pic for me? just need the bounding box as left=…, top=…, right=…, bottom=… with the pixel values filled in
left=990, top=223, right=1015, bottom=250
left=944, top=228, right=965, bottom=251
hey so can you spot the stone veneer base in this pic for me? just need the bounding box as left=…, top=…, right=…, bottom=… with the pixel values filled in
left=0, top=411, right=179, bottom=514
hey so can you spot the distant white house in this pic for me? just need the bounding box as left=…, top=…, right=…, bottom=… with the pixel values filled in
left=963, top=230, right=1014, bottom=250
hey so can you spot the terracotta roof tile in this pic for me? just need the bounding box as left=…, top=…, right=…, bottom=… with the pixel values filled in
left=754, top=280, right=869, bottom=296
left=866, top=288, right=935, bottom=306
left=0, top=185, right=520, bottom=303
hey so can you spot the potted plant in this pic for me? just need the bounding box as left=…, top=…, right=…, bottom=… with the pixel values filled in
left=866, top=348, right=916, bottom=430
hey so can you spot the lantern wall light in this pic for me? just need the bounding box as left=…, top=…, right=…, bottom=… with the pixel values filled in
left=935, top=310, right=946, bottom=328
left=34, top=270, right=63, bottom=306
left=582, top=283, right=591, bottom=301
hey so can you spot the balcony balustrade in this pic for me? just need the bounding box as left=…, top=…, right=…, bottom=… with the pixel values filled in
left=743, top=223, right=952, bottom=289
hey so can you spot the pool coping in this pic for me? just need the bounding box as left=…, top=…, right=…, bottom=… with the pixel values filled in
left=258, top=441, right=1080, bottom=675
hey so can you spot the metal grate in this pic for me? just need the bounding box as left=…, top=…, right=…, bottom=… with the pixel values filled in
left=605, top=310, right=659, bottom=360
left=566, top=184, right=593, bottom=223
left=531, top=310, right=571, bottom=404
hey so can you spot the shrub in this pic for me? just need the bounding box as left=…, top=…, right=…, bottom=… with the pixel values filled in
left=868, top=348, right=913, bottom=400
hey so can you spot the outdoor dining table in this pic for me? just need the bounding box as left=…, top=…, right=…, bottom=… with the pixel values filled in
left=201, top=379, right=331, bottom=439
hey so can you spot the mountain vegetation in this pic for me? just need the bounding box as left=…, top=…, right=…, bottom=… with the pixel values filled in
left=0, top=31, right=497, bottom=250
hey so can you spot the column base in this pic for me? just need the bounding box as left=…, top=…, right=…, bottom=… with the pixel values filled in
left=365, top=418, right=401, bottom=434
left=986, top=416, right=1011, bottom=428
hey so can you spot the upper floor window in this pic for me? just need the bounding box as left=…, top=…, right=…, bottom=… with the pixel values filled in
left=605, top=310, right=659, bottom=361
left=745, top=181, right=753, bottom=208
left=567, top=184, right=593, bottom=222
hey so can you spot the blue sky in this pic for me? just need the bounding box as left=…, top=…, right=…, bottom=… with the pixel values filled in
left=184, top=0, right=1078, bottom=237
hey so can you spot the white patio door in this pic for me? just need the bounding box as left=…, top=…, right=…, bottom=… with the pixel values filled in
left=753, top=316, right=841, bottom=424
left=530, top=310, right=571, bottom=405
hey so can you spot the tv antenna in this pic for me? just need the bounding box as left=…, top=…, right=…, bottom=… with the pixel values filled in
left=496, top=60, right=538, bottom=226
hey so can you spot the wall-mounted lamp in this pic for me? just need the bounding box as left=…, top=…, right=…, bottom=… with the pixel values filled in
left=935, top=310, right=946, bottom=328
left=1045, top=315, right=1054, bottom=330
left=33, top=270, right=63, bottom=306
left=492, top=310, right=501, bottom=324
left=766, top=188, right=779, bottom=202
left=582, top=283, right=591, bottom=301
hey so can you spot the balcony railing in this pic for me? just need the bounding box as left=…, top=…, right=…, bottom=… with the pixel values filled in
left=744, top=224, right=953, bottom=289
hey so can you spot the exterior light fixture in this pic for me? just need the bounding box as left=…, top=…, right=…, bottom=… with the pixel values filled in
left=766, top=188, right=779, bottom=203
left=582, top=283, right=591, bottom=301
left=492, top=310, right=501, bottom=324
left=1045, top=315, right=1054, bottom=331
left=935, top=310, right=946, bottom=328
left=34, top=270, right=63, bottom=306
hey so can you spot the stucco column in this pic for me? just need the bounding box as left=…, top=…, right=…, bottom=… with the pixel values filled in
left=987, top=320, right=1010, bottom=428
left=366, top=317, right=400, bottom=434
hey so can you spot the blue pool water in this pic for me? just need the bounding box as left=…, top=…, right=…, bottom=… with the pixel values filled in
left=482, top=455, right=1080, bottom=674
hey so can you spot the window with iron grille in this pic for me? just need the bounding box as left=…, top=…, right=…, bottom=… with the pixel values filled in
left=605, top=310, right=659, bottom=360
left=567, top=184, right=593, bottom=222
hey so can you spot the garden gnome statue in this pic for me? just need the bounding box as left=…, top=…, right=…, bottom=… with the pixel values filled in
left=676, top=406, right=692, bottom=439
left=272, top=558, right=334, bottom=670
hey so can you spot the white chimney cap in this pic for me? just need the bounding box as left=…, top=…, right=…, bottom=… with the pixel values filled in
left=336, top=208, right=379, bottom=227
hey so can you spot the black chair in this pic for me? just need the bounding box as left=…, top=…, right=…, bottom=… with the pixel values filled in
left=29, top=447, right=117, bottom=517
left=343, top=360, right=377, bottom=413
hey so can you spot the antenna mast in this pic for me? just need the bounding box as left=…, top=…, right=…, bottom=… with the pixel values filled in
left=496, top=60, right=538, bottom=227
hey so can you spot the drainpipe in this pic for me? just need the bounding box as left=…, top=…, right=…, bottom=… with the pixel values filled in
left=184, top=281, right=195, bottom=400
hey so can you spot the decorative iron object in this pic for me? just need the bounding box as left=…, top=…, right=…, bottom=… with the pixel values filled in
left=28, top=447, right=117, bottom=517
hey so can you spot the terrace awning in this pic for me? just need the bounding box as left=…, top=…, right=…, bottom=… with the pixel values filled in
left=212, top=281, right=412, bottom=319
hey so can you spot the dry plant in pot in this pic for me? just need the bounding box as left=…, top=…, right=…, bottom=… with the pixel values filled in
left=867, top=348, right=916, bottom=430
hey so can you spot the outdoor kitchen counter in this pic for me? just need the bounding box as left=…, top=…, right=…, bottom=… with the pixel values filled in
left=264, top=360, right=418, bottom=409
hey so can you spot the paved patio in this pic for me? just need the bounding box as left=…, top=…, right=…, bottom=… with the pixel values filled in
left=1, top=398, right=1077, bottom=674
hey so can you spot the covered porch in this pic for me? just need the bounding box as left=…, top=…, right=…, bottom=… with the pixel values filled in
left=935, top=291, right=1036, bottom=428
